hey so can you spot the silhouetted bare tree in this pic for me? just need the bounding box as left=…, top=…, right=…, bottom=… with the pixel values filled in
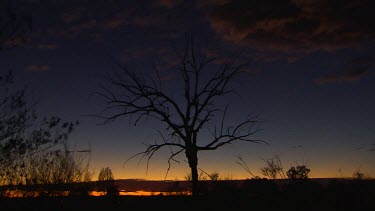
left=260, top=155, right=285, bottom=180
left=97, top=36, right=263, bottom=196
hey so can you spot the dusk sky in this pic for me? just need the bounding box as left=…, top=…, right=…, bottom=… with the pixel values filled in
left=2, top=0, right=374, bottom=180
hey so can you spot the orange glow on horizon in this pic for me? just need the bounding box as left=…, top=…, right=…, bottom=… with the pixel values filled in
left=90, top=190, right=190, bottom=196
left=102, top=160, right=374, bottom=181
left=108, top=169, right=358, bottom=181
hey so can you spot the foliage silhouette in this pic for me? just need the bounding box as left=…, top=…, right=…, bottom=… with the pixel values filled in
left=286, top=165, right=310, bottom=180
left=97, top=167, right=118, bottom=196
left=0, top=72, right=80, bottom=188
left=98, top=167, right=114, bottom=181
left=0, top=4, right=82, bottom=195
left=0, top=0, right=81, bottom=191
left=1, top=142, right=92, bottom=197
left=97, top=35, right=264, bottom=196
left=352, top=168, right=365, bottom=180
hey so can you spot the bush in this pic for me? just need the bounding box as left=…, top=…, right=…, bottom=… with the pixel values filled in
left=286, top=165, right=310, bottom=180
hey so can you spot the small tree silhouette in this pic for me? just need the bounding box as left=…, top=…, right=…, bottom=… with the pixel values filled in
left=98, top=167, right=117, bottom=196
left=98, top=167, right=114, bottom=181
left=352, top=168, right=365, bottom=180
left=286, top=165, right=310, bottom=180
left=209, top=172, right=220, bottom=181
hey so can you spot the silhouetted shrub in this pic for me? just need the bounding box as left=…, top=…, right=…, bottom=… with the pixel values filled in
left=352, top=169, right=365, bottom=180
left=260, top=155, right=285, bottom=180
left=286, top=165, right=310, bottom=180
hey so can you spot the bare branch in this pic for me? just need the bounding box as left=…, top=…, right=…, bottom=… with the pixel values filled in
left=123, top=142, right=185, bottom=175
left=201, top=117, right=266, bottom=150
left=164, top=148, right=184, bottom=180
left=235, top=155, right=257, bottom=178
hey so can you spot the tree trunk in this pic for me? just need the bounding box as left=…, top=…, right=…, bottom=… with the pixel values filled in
left=190, top=162, right=198, bottom=196
left=186, top=147, right=199, bottom=196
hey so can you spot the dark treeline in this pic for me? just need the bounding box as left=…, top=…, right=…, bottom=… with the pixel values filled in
left=1, top=178, right=375, bottom=211
left=0, top=180, right=117, bottom=197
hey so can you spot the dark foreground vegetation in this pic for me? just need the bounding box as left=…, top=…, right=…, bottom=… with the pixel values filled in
left=2, top=179, right=375, bottom=211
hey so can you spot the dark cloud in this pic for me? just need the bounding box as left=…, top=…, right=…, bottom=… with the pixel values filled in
left=208, top=0, right=375, bottom=52
left=315, top=67, right=370, bottom=85
left=121, top=47, right=157, bottom=63
left=65, top=19, right=97, bottom=35
left=36, top=43, right=57, bottom=49
left=350, top=56, right=375, bottom=66
left=100, top=12, right=128, bottom=29
left=2, top=36, right=29, bottom=49
left=47, top=3, right=173, bottom=39
left=355, top=143, right=375, bottom=152
left=25, top=64, right=50, bottom=72
left=154, top=0, right=183, bottom=9
left=315, top=56, right=374, bottom=84
left=370, top=143, right=375, bottom=152
left=120, top=46, right=180, bottom=80
left=62, top=8, right=84, bottom=23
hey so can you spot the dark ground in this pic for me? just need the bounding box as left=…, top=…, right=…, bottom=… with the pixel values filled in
left=1, top=193, right=374, bottom=211
left=2, top=179, right=375, bottom=211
